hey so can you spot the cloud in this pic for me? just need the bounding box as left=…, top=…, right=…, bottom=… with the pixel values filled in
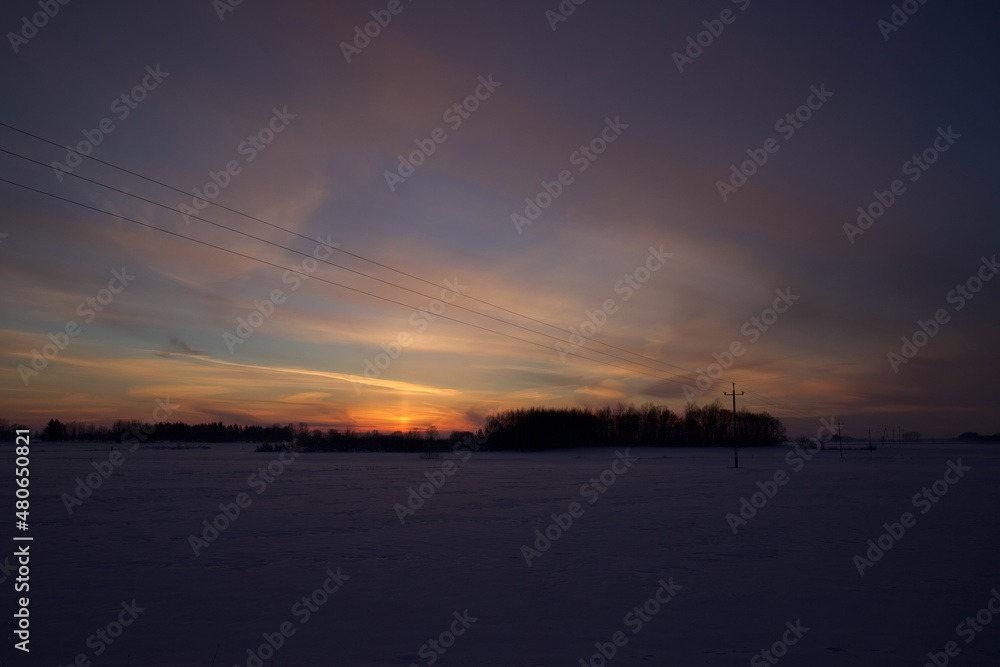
left=154, top=334, right=208, bottom=358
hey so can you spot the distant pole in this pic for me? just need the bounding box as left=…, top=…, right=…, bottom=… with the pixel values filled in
left=838, top=419, right=843, bottom=459
left=867, top=427, right=872, bottom=451
left=725, top=382, right=744, bottom=468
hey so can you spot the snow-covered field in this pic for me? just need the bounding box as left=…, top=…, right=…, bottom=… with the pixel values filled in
left=17, top=442, right=1000, bottom=666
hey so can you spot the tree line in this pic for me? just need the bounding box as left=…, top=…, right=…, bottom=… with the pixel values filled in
left=9, top=413, right=996, bottom=450
left=35, top=419, right=301, bottom=444
left=480, top=402, right=786, bottom=450
left=30, top=418, right=468, bottom=452
left=13, top=401, right=786, bottom=450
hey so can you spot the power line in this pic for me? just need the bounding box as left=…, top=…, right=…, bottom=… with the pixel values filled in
left=0, top=120, right=697, bottom=376
left=5, top=166, right=834, bottom=427
left=725, top=382, right=744, bottom=468
left=0, top=122, right=835, bottom=423
left=740, top=387, right=801, bottom=416
left=737, top=385, right=844, bottom=441
left=0, top=146, right=704, bottom=384
left=0, top=175, right=699, bottom=388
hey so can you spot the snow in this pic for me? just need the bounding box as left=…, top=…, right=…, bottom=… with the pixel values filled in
left=19, top=442, right=1000, bottom=666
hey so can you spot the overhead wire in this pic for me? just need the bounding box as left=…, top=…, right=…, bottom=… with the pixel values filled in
left=0, top=174, right=699, bottom=388
left=0, top=145, right=704, bottom=383
left=1, top=122, right=832, bottom=422
left=0, top=120, right=697, bottom=377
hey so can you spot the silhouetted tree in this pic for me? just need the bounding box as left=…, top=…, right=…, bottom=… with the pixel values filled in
left=43, top=419, right=67, bottom=441
left=0, top=419, right=30, bottom=440
left=480, top=402, right=785, bottom=450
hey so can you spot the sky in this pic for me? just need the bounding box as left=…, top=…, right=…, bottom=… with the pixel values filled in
left=1, top=0, right=998, bottom=438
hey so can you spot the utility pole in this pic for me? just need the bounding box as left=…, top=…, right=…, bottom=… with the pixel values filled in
left=838, top=419, right=843, bottom=459
left=867, top=427, right=872, bottom=451
left=725, top=382, right=744, bottom=468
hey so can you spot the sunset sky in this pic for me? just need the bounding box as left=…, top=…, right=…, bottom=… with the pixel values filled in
left=1, top=0, right=997, bottom=438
